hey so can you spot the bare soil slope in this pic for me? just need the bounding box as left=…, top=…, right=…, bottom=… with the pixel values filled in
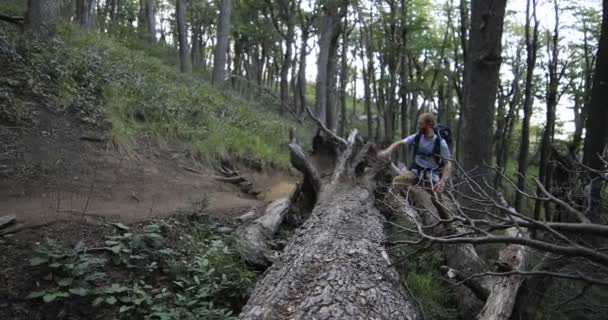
left=0, top=102, right=296, bottom=227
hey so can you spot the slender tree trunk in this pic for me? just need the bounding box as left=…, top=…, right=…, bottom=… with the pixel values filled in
left=191, top=25, right=201, bottom=67
left=515, top=0, right=539, bottom=212
left=582, top=0, right=608, bottom=223
left=212, top=0, right=232, bottom=86
left=458, top=0, right=508, bottom=182
left=176, top=0, right=191, bottom=73
left=26, top=0, right=60, bottom=36
left=297, top=28, right=309, bottom=115
left=361, top=44, right=373, bottom=139
left=280, top=26, right=295, bottom=111
left=351, top=65, right=357, bottom=120
left=535, top=0, right=561, bottom=222
left=326, top=30, right=340, bottom=132
left=338, top=19, right=349, bottom=137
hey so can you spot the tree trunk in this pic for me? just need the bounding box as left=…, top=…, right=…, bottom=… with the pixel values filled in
left=139, top=0, right=155, bottom=41
left=176, top=0, right=191, bottom=73
left=535, top=0, right=561, bottom=222
left=76, top=0, right=96, bottom=32
left=338, top=19, right=349, bottom=137
left=191, top=25, right=201, bottom=67
left=458, top=0, right=507, bottom=182
left=212, top=0, right=232, bottom=86
left=582, top=0, right=608, bottom=223
left=296, top=27, right=309, bottom=115
left=326, top=27, right=340, bottom=133
left=315, top=0, right=341, bottom=126
left=280, top=26, right=295, bottom=112
left=26, top=0, right=59, bottom=36
left=515, top=0, right=539, bottom=212
left=238, top=130, right=422, bottom=319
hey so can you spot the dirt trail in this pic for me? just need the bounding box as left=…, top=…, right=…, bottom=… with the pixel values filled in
left=0, top=105, right=297, bottom=226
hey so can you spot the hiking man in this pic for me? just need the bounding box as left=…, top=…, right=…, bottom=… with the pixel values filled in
left=378, top=113, right=452, bottom=193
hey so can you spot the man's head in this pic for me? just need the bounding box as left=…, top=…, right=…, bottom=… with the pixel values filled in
left=417, top=113, right=436, bottom=135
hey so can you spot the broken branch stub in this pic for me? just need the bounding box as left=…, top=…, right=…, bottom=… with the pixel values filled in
left=237, top=198, right=291, bottom=267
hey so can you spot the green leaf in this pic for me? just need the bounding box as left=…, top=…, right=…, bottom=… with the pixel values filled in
left=69, top=287, right=88, bottom=296
left=111, top=222, right=129, bottom=231
left=56, top=278, right=74, bottom=287
left=108, top=245, right=122, bottom=254
left=105, top=296, right=117, bottom=305
left=119, top=305, right=134, bottom=313
left=43, top=293, right=58, bottom=303
left=27, top=290, right=47, bottom=299
left=143, top=224, right=160, bottom=233
left=105, top=240, right=120, bottom=246
left=92, top=297, right=104, bottom=306
left=30, top=256, right=48, bottom=266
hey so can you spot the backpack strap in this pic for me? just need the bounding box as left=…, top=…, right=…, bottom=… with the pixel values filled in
left=411, top=133, right=422, bottom=166
left=412, top=134, right=444, bottom=168
left=433, top=136, right=443, bottom=166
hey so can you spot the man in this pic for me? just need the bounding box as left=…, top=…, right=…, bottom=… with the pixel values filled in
left=378, top=113, right=452, bottom=193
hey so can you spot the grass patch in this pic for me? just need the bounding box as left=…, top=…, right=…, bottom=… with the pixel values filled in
left=2, top=22, right=311, bottom=169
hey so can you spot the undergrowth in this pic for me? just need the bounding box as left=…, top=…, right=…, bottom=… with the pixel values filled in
left=387, top=214, right=460, bottom=320
left=27, top=218, right=256, bottom=319
left=0, top=22, right=311, bottom=169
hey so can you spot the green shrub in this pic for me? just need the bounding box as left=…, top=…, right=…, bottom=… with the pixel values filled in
left=27, top=221, right=256, bottom=319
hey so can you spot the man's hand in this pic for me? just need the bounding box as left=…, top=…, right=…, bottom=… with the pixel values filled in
left=433, top=180, right=446, bottom=193
left=378, top=149, right=391, bottom=158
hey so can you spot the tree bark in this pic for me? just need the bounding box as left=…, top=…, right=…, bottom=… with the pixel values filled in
left=338, top=18, right=349, bottom=137
left=458, top=0, right=507, bottom=182
left=76, top=0, right=96, bottom=32
left=26, top=0, right=59, bottom=36
left=535, top=0, right=562, bottom=222
left=515, top=0, right=539, bottom=212
left=212, top=0, right=232, bottom=86
left=326, top=25, right=340, bottom=133
left=582, top=0, right=608, bottom=223
left=139, top=0, right=156, bottom=41
left=176, top=0, right=191, bottom=73
left=296, top=26, right=309, bottom=115
left=191, top=25, right=201, bottom=67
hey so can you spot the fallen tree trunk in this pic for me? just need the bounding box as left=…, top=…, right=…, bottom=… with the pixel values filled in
left=239, top=184, right=421, bottom=320
left=238, top=129, right=422, bottom=319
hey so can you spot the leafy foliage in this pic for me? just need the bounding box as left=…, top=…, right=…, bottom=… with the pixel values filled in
left=26, top=220, right=257, bottom=319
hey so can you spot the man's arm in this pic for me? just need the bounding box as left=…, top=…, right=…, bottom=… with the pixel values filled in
left=378, top=141, right=402, bottom=157
left=378, top=135, right=415, bottom=157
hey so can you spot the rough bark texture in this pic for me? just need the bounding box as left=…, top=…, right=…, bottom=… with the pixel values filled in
left=176, top=0, right=191, bottom=73
left=458, top=0, right=507, bottom=180
left=314, top=0, right=340, bottom=126
left=237, top=198, right=291, bottom=267
left=212, top=0, right=232, bottom=86
left=515, top=0, right=539, bottom=212
left=582, top=0, right=608, bottom=223
left=26, top=0, right=59, bottom=36
left=238, top=184, right=421, bottom=320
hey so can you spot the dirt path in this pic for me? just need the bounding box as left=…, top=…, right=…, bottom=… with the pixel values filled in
left=0, top=105, right=297, bottom=226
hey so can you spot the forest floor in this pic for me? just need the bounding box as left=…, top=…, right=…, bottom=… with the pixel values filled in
left=0, top=101, right=299, bottom=319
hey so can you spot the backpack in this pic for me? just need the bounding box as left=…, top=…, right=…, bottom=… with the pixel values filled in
left=411, top=124, right=452, bottom=169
